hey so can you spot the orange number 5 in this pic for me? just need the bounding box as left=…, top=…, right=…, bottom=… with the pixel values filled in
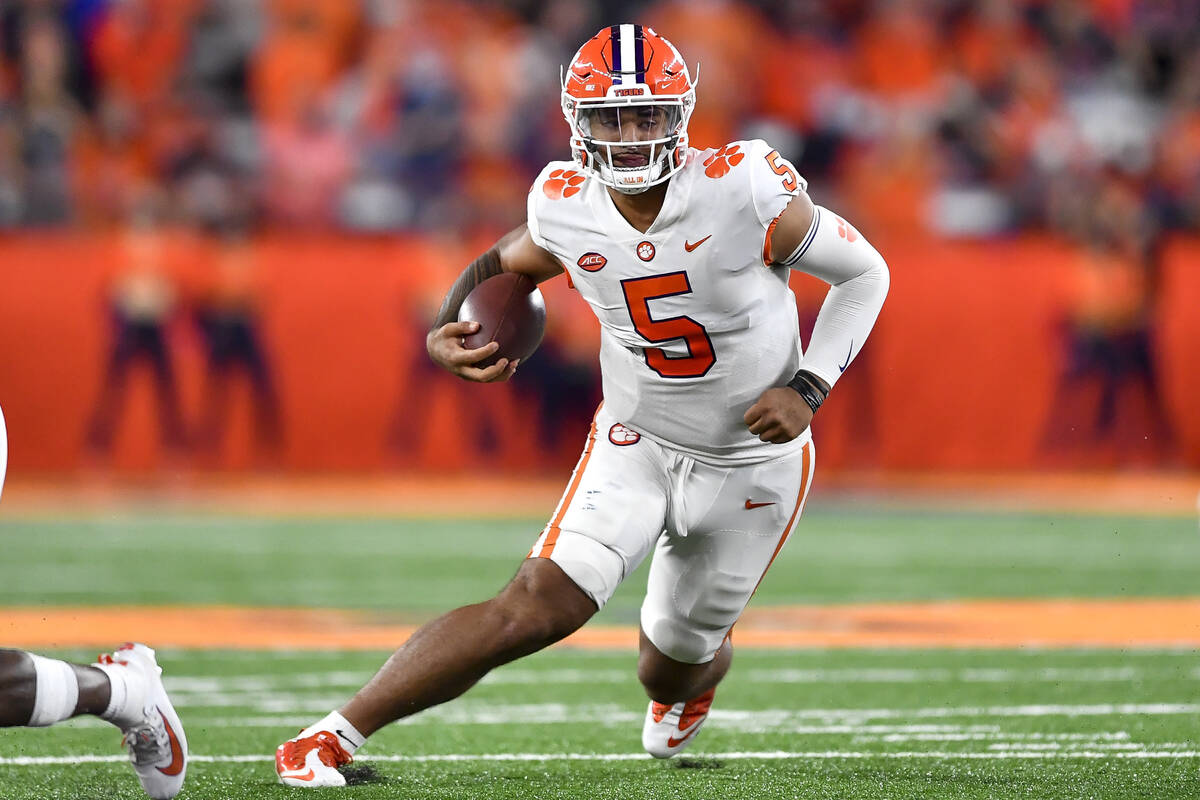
left=765, top=149, right=799, bottom=192
left=621, top=272, right=716, bottom=379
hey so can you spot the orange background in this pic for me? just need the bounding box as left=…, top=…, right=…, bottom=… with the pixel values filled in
left=1, top=233, right=1197, bottom=474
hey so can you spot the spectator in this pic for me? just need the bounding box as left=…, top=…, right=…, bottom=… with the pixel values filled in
left=1042, top=167, right=1175, bottom=462
left=193, top=222, right=282, bottom=458
left=85, top=215, right=188, bottom=456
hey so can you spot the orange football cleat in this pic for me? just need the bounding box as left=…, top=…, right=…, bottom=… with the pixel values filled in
left=642, top=686, right=716, bottom=758
left=276, top=730, right=353, bottom=788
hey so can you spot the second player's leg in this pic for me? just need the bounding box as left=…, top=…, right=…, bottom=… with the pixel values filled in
left=0, top=649, right=112, bottom=726
left=339, top=557, right=596, bottom=736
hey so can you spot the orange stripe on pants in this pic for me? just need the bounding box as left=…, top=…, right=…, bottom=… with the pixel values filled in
left=531, top=411, right=600, bottom=559
left=753, top=440, right=813, bottom=590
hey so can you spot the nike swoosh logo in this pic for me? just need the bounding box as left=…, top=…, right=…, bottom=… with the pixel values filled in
left=745, top=500, right=775, bottom=510
left=280, top=768, right=316, bottom=781
left=336, top=729, right=358, bottom=748
left=666, top=719, right=704, bottom=748
left=156, top=708, right=185, bottom=776
left=838, top=340, right=854, bottom=373
left=684, top=235, right=712, bottom=252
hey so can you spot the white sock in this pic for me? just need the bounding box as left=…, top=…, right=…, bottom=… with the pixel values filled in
left=299, top=711, right=365, bottom=754
left=27, top=655, right=79, bottom=727
left=94, top=660, right=146, bottom=729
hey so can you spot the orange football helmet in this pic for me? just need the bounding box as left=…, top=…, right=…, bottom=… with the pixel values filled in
left=561, top=25, right=698, bottom=194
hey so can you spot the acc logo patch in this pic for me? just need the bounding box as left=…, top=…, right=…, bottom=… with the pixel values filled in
left=636, top=241, right=656, bottom=262
left=577, top=252, right=607, bottom=272
left=608, top=423, right=641, bottom=446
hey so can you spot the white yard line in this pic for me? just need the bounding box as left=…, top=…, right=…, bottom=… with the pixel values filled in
left=68, top=698, right=1200, bottom=722
left=157, top=665, right=1194, bottom=691
left=2, top=750, right=1198, bottom=767
left=744, top=667, right=1175, bottom=683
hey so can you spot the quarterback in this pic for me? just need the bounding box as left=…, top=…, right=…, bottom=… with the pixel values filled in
left=277, top=25, right=888, bottom=785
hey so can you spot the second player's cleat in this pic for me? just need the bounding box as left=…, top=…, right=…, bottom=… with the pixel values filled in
left=642, top=686, right=716, bottom=758
left=276, top=730, right=354, bottom=787
left=99, top=643, right=188, bottom=800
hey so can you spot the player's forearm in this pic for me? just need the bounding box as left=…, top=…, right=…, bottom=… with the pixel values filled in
left=431, top=247, right=504, bottom=331
left=790, top=206, right=890, bottom=388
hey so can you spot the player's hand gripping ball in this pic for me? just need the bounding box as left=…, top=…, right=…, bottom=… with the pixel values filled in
left=458, top=273, right=546, bottom=368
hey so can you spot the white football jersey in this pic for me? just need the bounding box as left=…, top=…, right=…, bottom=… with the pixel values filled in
left=527, top=139, right=811, bottom=466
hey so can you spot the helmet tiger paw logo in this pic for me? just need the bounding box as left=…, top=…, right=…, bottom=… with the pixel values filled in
left=703, top=144, right=744, bottom=179
left=544, top=168, right=587, bottom=200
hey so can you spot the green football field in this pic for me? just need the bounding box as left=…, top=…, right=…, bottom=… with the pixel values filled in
left=0, top=503, right=1198, bottom=798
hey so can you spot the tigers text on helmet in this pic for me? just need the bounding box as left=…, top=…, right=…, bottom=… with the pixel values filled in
left=561, top=25, right=698, bottom=194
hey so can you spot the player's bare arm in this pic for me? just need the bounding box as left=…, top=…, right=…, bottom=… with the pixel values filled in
left=744, top=191, right=890, bottom=443
left=426, top=225, right=563, bottom=383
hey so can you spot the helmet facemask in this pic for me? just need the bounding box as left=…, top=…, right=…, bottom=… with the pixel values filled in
left=562, top=78, right=697, bottom=195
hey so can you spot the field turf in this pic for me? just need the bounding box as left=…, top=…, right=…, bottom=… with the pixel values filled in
left=0, top=504, right=1197, bottom=798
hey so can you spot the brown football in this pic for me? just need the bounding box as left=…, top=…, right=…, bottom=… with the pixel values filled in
left=458, top=273, right=546, bottom=368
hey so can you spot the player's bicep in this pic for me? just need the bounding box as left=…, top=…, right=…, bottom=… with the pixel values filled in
left=764, top=191, right=817, bottom=266
left=497, top=224, right=565, bottom=283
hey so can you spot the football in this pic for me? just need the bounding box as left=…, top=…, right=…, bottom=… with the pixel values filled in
left=458, top=273, right=546, bottom=368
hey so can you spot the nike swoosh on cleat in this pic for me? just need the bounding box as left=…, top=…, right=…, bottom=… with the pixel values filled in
left=666, top=720, right=704, bottom=749
left=838, top=340, right=854, bottom=373
left=156, top=709, right=185, bottom=777
left=744, top=500, right=775, bottom=510
left=281, top=769, right=316, bottom=781
left=684, top=235, right=712, bottom=252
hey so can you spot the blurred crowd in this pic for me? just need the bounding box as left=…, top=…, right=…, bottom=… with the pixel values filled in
left=0, top=0, right=1197, bottom=238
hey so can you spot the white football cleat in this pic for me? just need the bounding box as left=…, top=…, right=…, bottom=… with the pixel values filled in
left=99, top=643, right=188, bottom=800
left=642, top=687, right=716, bottom=758
left=276, top=730, right=353, bottom=787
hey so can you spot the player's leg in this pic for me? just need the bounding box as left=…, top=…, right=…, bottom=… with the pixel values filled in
left=276, top=559, right=597, bottom=788
left=636, top=627, right=732, bottom=706
left=0, top=649, right=110, bottom=725
left=277, top=411, right=670, bottom=788
left=0, top=644, right=187, bottom=799
left=345, top=557, right=596, bottom=733
left=639, top=441, right=815, bottom=757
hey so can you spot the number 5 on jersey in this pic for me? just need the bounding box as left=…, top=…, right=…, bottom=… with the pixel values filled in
left=765, top=149, right=798, bottom=192
left=621, top=272, right=716, bottom=378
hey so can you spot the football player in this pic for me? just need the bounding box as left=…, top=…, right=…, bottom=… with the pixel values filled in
left=0, top=408, right=188, bottom=800
left=277, top=25, right=888, bottom=785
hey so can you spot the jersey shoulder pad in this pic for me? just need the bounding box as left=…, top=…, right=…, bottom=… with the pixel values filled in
left=531, top=161, right=591, bottom=202
left=740, top=139, right=808, bottom=228
left=695, top=141, right=753, bottom=181
left=527, top=161, right=590, bottom=253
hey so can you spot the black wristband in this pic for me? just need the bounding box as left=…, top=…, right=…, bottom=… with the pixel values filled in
left=786, top=370, right=828, bottom=414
